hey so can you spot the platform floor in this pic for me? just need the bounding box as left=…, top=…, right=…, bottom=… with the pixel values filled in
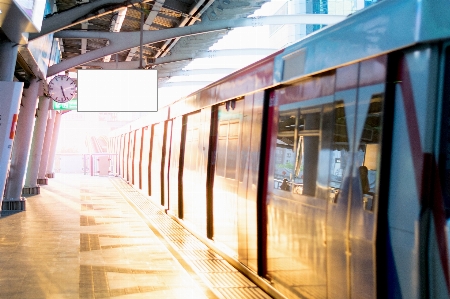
left=0, top=174, right=271, bottom=299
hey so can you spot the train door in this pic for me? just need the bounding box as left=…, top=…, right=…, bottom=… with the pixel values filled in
left=236, top=92, right=264, bottom=272
left=347, top=57, right=386, bottom=298
left=213, top=99, right=244, bottom=254
left=182, top=111, right=206, bottom=234
left=162, top=120, right=172, bottom=209
left=141, top=126, right=151, bottom=195
left=150, top=123, right=164, bottom=205
left=119, top=134, right=125, bottom=177
left=109, top=137, right=115, bottom=175
left=168, top=117, right=183, bottom=217
left=129, top=130, right=136, bottom=185
left=124, top=133, right=130, bottom=181
left=133, top=128, right=142, bottom=189
left=266, top=75, right=334, bottom=299
left=113, top=137, right=118, bottom=175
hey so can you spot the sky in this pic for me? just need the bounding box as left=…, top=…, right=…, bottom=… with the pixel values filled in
left=157, top=0, right=288, bottom=107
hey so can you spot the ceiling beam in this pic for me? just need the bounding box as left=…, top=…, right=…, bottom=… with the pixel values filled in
left=104, top=8, right=127, bottom=62
left=155, top=0, right=214, bottom=58
left=28, top=0, right=188, bottom=41
left=48, top=14, right=346, bottom=76
left=125, top=0, right=167, bottom=62
left=150, top=48, right=277, bottom=64
left=84, top=49, right=274, bottom=68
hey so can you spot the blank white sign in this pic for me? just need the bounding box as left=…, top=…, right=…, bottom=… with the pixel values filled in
left=77, top=69, right=158, bottom=112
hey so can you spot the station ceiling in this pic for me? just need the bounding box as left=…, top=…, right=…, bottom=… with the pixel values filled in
left=39, top=0, right=270, bottom=86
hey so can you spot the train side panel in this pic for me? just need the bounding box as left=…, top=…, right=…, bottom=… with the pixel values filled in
left=237, top=91, right=264, bottom=271
left=213, top=99, right=244, bottom=254
left=182, top=110, right=208, bottom=235
left=151, top=123, right=165, bottom=205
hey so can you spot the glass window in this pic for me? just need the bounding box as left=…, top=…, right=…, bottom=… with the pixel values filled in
left=274, top=108, right=321, bottom=196
left=216, top=120, right=240, bottom=179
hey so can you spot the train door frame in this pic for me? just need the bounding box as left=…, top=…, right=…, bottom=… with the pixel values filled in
left=439, top=43, right=450, bottom=214
left=374, top=52, right=397, bottom=299
left=256, top=89, right=272, bottom=277
left=177, top=115, right=188, bottom=219
left=160, top=122, right=166, bottom=206
left=206, top=106, right=219, bottom=239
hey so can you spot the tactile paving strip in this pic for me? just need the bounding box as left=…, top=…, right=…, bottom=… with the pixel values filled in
left=111, top=178, right=272, bottom=299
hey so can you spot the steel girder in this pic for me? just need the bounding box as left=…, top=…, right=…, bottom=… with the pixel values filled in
left=28, top=0, right=186, bottom=41
left=84, top=49, right=276, bottom=69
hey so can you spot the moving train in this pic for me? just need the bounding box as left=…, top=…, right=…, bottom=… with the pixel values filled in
left=109, top=0, right=450, bottom=298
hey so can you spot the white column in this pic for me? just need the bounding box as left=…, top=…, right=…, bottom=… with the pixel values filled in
left=46, top=111, right=62, bottom=178
left=37, top=110, right=56, bottom=185
left=4, top=78, right=42, bottom=202
left=23, top=97, right=51, bottom=194
left=0, top=82, right=23, bottom=209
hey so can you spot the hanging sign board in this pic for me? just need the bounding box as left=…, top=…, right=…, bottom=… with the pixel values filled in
left=52, top=98, right=77, bottom=110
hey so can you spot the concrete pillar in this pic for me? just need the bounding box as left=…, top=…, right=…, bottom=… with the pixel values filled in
left=0, top=39, right=23, bottom=212
left=37, top=110, right=56, bottom=185
left=46, top=111, right=62, bottom=178
left=23, top=96, right=51, bottom=195
left=4, top=78, right=41, bottom=203
left=0, top=83, right=23, bottom=211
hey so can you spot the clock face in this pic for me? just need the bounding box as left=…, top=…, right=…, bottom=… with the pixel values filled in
left=48, top=75, right=77, bottom=103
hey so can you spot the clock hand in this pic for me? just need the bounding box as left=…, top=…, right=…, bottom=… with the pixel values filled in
left=60, top=86, right=67, bottom=100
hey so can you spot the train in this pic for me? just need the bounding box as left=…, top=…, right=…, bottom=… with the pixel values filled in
left=108, top=0, right=450, bottom=298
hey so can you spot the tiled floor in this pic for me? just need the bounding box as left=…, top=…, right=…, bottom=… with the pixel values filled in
left=0, top=174, right=214, bottom=299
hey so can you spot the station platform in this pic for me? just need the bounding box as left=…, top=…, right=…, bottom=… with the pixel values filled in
left=0, top=174, right=272, bottom=299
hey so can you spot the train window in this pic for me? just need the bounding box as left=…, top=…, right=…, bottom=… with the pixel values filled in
left=216, top=123, right=228, bottom=177
left=329, top=100, right=349, bottom=189
left=356, top=91, right=383, bottom=211
left=275, top=108, right=320, bottom=196
left=216, top=120, right=240, bottom=179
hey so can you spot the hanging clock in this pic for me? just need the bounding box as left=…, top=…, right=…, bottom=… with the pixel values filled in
left=48, top=75, right=77, bottom=103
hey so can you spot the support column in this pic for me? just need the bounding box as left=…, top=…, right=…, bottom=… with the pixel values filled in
left=0, top=83, right=23, bottom=210
left=46, top=111, right=61, bottom=178
left=4, top=78, right=41, bottom=205
left=37, top=110, right=56, bottom=185
left=0, top=38, right=23, bottom=212
left=23, top=97, right=51, bottom=195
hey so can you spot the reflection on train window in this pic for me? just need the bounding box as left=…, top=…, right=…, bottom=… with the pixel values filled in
left=357, top=93, right=383, bottom=211
left=274, top=108, right=320, bottom=196
left=216, top=120, right=240, bottom=180
left=329, top=100, right=349, bottom=189
left=329, top=93, right=383, bottom=209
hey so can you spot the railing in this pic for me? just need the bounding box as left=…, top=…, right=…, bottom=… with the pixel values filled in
left=54, top=153, right=117, bottom=176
